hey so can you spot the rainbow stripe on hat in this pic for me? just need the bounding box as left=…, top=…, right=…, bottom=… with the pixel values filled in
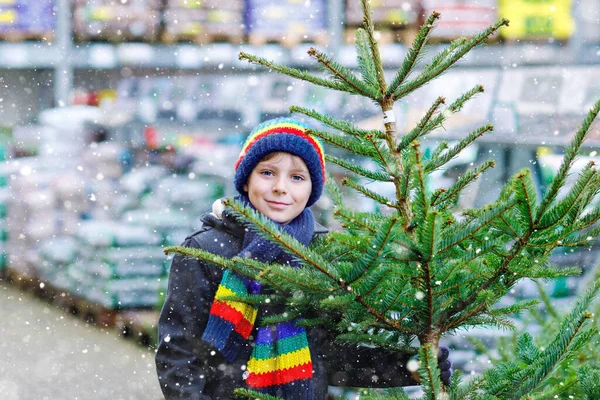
left=234, top=119, right=326, bottom=181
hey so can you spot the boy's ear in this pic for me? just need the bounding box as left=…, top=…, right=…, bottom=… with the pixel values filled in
left=243, top=183, right=248, bottom=192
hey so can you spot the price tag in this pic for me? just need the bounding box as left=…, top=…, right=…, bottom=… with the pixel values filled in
left=206, top=43, right=235, bottom=65
left=176, top=45, right=202, bottom=68
left=383, top=110, right=396, bottom=124
left=118, top=43, right=154, bottom=65
left=89, top=44, right=117, bottom=68
left=0, top=44, right=28, bottom=67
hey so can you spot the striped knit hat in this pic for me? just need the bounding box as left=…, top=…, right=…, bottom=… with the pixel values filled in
left=234, top=117, right=326, bottom=208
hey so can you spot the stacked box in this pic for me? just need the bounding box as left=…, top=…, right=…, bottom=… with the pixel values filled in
left=246, top=0, right=328, bottom=43
left=6, top=161, right=67, bottom=277
left=38, top=236, right=79, bottom=290
left=65, top=220, right=165, bottom=309
left=0, top=0, right=55, bottom=37
left=0, top=143, right=8, bottom=271
left=163, top=0, right=244, bottom=42
left=421, top=0, right=497, bottom=40
left=73, top=0, right=162, bottom=42
left=499, top=0, right=574, bottom=40
left=53, top=172, right=88, bottom=235
left=116, top=75, right=250, bottom=125
left=346, top=0, right=418, bottom=27
left=576, top=0, right=600, bottom=42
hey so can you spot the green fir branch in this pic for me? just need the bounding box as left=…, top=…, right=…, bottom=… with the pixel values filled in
left=326, top=154, right=393, bottom=182
left=239, top=52, right=360, bottom=95
left=290, top=105, right=385, bottom=139
left=437, top=200, right=518, bottom=255
left=578, top=364, right=600, bottom=399
left=261, top=310, right=302, bottom=325
left=448, top=84, right=485, bottom=113
left=358, top=388, right=411, bottom=400
left=431, top=141, right=449, bottom=161
left=433, top=159, right=495, bottom=209
left=386, top=12, right=441, bottom=97
left=559, top=223, right=600, bottom=247
left=234, top=388, right=282, bottom=400
left=356, top=264, right=392, bottom=297
left=534, top=280, right=559, bottom=319
left=397, top=96, right=445, bottom=152
left=294, top=317, right=331, bottom=328
left=355, top=28, right=381, bottom=95
left=164, top=245, right=257, bottom=279
left=538, top=162, right=598, bottom=229
left=417, top=344, right=443, bottom=399
left=513, top=326, right=596, bottom=398
left=418, top=211, right=439, bottom=262
left=425, top=124, right=494, bottom=173
left=325, top=172, right=344, bottom=206
left=219, top=293, right=285, bottom=305
left=236, top=257, right=334, bottom=293
left=342, top=177, right=398, bottom=209
left=488, top=299, right=539, bottom=317
left=307, top=128, right=378, bottom=157
left=412, top=143, right=430, bottom=224
left=512, top=169, right=538, bottom=230
left=574, top=203, right=600, bottom=230
left=334, top=333, right=418, bottom=354
left=530, top=376, right=579, bottom=400
left=307, top=47, right=379, bottom=99
left=392, top=19, right=509, bottom=99
left=450, top=374, right=486, bottom=400
left=535, top=98, right=600, bottom=223
left=360, top=0, right=386, bottom=95
left=225, top=198, right=339, bottom=281
left=346, top=217, right=402, bottom=283
left=509, top=278, right=600, bottom=396
left=333, top=207, right=387, bottom=233
left=436, top=243, right=498, bottom=285
left=398, top=161, right=412, bottom=203
left=365, top=133, right=397, bottom=174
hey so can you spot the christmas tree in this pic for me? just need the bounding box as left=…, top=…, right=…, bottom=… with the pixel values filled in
left=166, top=0, right=600, bottom=397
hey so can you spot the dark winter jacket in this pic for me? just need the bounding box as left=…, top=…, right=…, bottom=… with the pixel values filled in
left=155, top=208, right=416, bottom=400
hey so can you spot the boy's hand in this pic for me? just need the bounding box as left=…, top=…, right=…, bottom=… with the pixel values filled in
left=437, top=346, right=452, bottom=386
left=408, top=346, right=453, bottom=386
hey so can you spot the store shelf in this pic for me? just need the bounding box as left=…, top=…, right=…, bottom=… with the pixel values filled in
left=2, top=41, right=590, bottom=71
left=0, top=42, right=59, bottom=69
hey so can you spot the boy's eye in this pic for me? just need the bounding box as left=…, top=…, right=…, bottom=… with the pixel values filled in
left=261, top=170, right=274, bottom=176
left=292, top=175, right=305, bottom=181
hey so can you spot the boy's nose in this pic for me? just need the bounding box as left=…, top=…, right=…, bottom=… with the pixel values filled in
left=272, top=178, right=287, bottom=194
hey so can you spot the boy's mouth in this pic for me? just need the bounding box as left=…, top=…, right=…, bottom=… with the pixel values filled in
left=266, top=200, right=290, bottom=208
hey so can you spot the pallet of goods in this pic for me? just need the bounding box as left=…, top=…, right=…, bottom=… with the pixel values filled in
left=246, top=0, right=329, bottom=46
left=498, top=0, right=574, bottom=41
left=421, top=0, right=498, bottom=42
left=575, top=0, right=600, bottom=43
left=162, top=0, right=244, bottom=44
left=0, top=0, right=55, bottom=42
left=73, top=0, right=162, bottom=43
left=116, top=310, right=160, bottom=347
left=345, top=0, right=419, bottom=44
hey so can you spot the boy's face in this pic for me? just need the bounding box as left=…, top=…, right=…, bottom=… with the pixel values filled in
left=243, top=152, right=312, bottom=224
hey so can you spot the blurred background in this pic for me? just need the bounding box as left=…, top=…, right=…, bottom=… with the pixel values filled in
left=0, top=0, right=599, bottom=399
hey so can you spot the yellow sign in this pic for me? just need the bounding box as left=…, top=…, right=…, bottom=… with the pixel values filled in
left=500, top=0, right=574, bottom=40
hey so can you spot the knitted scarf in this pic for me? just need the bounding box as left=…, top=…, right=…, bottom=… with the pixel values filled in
left=201, top=195, right=315, bottom=399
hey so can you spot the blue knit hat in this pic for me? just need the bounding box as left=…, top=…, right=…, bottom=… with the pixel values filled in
left=234, top=117, right=326, bottom=208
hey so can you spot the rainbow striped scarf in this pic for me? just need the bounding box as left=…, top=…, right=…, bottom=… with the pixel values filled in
left=202, top=197, right=315, bottom=399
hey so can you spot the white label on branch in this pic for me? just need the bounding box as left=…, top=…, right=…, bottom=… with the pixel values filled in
left=383, top=110, right=396, bottom=124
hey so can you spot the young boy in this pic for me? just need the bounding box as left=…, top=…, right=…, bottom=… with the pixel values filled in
left=155, top=117, right=451, bottom=399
